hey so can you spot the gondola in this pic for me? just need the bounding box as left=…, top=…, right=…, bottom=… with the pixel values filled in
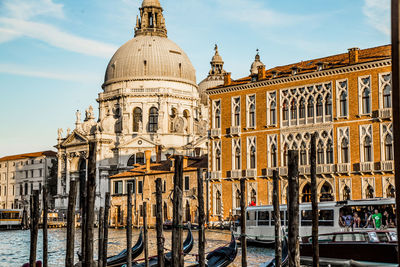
left=129, top=228, right=194, bottom=267
left=107, top=230, right=144, bottom=266
left=204, top=233, right=237, bottom=267
left=259, top=236, right=289, bottom=267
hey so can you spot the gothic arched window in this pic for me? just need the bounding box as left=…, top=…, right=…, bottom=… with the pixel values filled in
left=383, top=85, right=392, bottom=108
left=385, top=134, right=393, bottom=161
left=249, top=102, right=256, bottom=128
left=326, top=140, right=333, bottom=164
left=235, top=147, right=241, bottom=170
left=320, top=182, right=334, bottom=202
left=216, top=190, right=222, bottom=215
left=341, top=138, right=349, bottom=163
left=282, top=100, right=289, bottom=121
left=362, top=88, right=371, bottom=114
left=325, top=94, right=332, bottom=116
left=366, top=185, right=374, bottom=199
left=133, top=107, right=142, bottom=132
left=271, top=144, right=277, bottom=168
left=307, top=97, right=314, bottom=118
left=364, top=136, right=372, bottom=162
left=234, top=102, right=241, bottom=126
left=250, top=189, right=257, bottom=204
left=249, top=145, right=256, bottom=169
left=317, top=141, right=324, bottom=164
left=149, top=107, right=159, bottom=132
left=236, top=189, right=241, bottom=209
left=316, top=95, right=323, bottom=116
left=300, top=142, right=307, bottom=166
left=290, top=99, right=297, bottom=120
left=340, top=91, right=348, bottom=117
left=270, top=101, right=277, bottom=125
left=343, top=186, right=351, bottom=200
left=387, top=184, right=395, bottom=198
left=302, top=183, right=311, bottom=202
left=215, top=148, right=221, bottom=171
left=299, top=98, right=306, bottom=119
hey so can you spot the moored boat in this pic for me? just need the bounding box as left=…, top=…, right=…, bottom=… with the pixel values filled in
left=259, top=236, right=289, bottom=267
left=107, top=230, right=144, bottom=266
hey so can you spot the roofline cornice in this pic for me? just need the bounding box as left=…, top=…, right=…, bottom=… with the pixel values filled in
left=206, top=59, right=391, bottom=95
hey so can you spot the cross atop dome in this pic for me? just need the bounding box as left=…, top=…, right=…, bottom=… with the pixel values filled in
left=135, top=0, right=167, bottom=37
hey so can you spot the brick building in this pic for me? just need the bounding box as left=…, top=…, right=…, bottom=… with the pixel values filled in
left=206, top=45, right=394, bottom=222
left=109, top=151, right=207, bottom=227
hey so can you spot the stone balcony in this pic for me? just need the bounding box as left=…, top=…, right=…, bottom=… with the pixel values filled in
left=359, top=162, right=374, bottom=173
left=210, top=171, right=222, bottom=180
left=317, top=164, right=335, bottom=176
left=336, top=163, right=351, bottom=175
left=279, top=167, right=288, bottom=176
left=229, top=126, right=241, bottom=136
left=299, top=165, right=311, bottom=176
left=380, top=160, right=394, bottom=172
left=379, top=108, right=392, bottom=120
left=245, top=169, right=257, bottom=179
left=229, top=169, right=242, bottom=179
left=210, top=128, right=221, bottom=138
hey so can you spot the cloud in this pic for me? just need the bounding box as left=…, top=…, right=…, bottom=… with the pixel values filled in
left=363, top=0, right=390, bottom=36
left=0, top=0, right=117, bottom=58
left=0, top=63, right=98, bottom=83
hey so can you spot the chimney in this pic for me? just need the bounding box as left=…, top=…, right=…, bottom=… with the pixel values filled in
left=145, top=150, right=151, bottom=172
left=156, top=145, right=162, bottom=163
left=224, top=72, right=232, bottom=86
left=348, top=47, right=360, bottom=65
left=183, top=156, right=188, bottom=169
left=316, top=62, right=324, bottom=71
left=257, top=65, right=266, bottom=80
left=271, top=70, right=277, bottom=78
left=291, top=66, right=299, bottom=76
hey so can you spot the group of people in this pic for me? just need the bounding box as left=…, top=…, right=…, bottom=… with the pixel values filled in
left=339, top=206, right=396, bottom=230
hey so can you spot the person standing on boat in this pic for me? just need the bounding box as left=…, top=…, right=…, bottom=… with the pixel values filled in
left=372, top=209, right=383, bottom=230
left=353, top=212, right=361, bottom=228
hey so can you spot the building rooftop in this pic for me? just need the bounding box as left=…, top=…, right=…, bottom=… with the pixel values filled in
left=0, top=151, right=57, bottom=162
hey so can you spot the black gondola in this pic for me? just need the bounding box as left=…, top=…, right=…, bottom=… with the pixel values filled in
left=130, top=228, right=194, bottom=267
left=205, top=233, right=238, bottom=267
left=259, top=236, right=289, bottom=267
left=107, top=230, right=144, bottom=267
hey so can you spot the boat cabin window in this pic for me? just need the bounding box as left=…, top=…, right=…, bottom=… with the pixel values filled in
left=257, top=211, right=269, bottom=226
left=271, top=210, right=288, bottom=226
left=246, top=211, right=257, bottom=226
left=335, top=233, right=366, bottom=242
left=301, top=210, right=334, bottom=226
left=317, top=234, right=334, bottom=243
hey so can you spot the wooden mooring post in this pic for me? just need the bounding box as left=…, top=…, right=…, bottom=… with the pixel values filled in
left=155, top=178, right=165, bottom=267
left=29, top=190, right=39, bottom=267
left=126, top=184, right=133, bottom=267
left=98, top=207, right=104, bottom=267
left=80, top=164, right=87, bottom=264
left=172, top=156, right=184, bottom=267
left=240, top=178, right=247, bottom=267
left=143, top=202, right=149, bottom=267
left=42, top=186, right=49, bottom=267
left=66, top=180, right=77, bottom=267
left=272, top=170, right=282, bottom=267
left=197, top=169, right=206, bottom=267
left=102, top=192, right=110, bottom=267
left=287, top=150, right=300, bottom=267
left=310, top=133, right=319, bottom=267
left=85, top=142, right=97, bottom=267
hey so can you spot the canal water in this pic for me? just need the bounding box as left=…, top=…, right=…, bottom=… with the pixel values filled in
left=0, top=228, right=273, bottom=266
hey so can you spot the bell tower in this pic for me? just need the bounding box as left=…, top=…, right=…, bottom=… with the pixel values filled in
left=209, top=44, right=225, bottom=76
left=135, top=0, right=167, bottom=38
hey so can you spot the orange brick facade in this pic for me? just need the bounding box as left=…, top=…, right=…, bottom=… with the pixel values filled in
left=206, top=45, right=395, bottom=222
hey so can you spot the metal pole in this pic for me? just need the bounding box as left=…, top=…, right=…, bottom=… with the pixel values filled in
left=310, top=133, right=319, bottom=267
left=66, top=180, right=77, bottom=267
left=272, top=170, right=282, bottom=267
left=287, top=150, right=300, bottom=267
left=126, top=184, right=133, bottom=267
left=155, top=178, right=165, bottom=267
left=240, top=178, right=247, bottom=267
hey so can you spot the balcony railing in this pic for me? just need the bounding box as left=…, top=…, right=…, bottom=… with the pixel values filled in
left=360, top=162, right=374, bottom=173
left=299, top=165, right=310, bottom=176
left=380, top=160, right=394, bottom=172
left=210, top=128, right=221, bottom=138
left=279, top=167, right=288, bottom=176
left=210, top=171, right=222, bottom=180
left=379, top=108, right=392, bottom=119
left=245, top=169, right=257, bottom=178
left=230, top=170, right=242, bottom=179
left=229, top=126, right=241, bottom=136
left=317, top=164, right=335, bottom=175
left=336, top=163, right=351, bottom=174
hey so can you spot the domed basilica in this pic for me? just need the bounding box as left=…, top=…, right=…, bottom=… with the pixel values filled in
left=54, top=0, right=223, bottom=210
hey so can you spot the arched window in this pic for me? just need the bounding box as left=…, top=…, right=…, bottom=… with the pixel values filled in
left=235, top=147, right=241, bottom=170
left=149, top=107, right=159, bottom=132
left=250, top=189, right=257, bottom=204
left=317, top=141, right=324, bottom=164
left=133, top=107, right=142, bottom=132
left=341, top=138, right=349, bottom=163
left=325, top=94, right=332, bottom=116
left=249, top=103, right=256, bottom=128
left=282, top=100, right=289, bottom=121
left=307, top=97, right=314, bottom=118
left=302, top=183, right=311, bottom=202
left=320, top=182, right=334, bottom=202
left=215, top=104, right=221, bottom=128
left=185, top=200, right=191, bottom=222
left=271, top=144, right=277, bottom=168
left=387, top=184, right=395, bottom=198
left=366, top=185, right=374, bottom=199
left=362, top=88, right=371, bottom=114
left=216, top=190, right=222, bottom=215
left=163, top=202, right=168, bottom=221
left=249, top=145, right=256, bottom=169
left=364, top=136, right=372, bottom=162
left=383, top=85, right=392, bottom=108
left=343, top=186, right=351, bottom=200
left=236, top=189, right=241, bottom=209
left=300, top=142, right=307, bottom=166
left=234, top=103, right=241, bottom=126
left=299, top=98, right=306, bottom=119
left=340, top=91, right=348, bottom=117
left=385, top=135, right=393, bottom=161
left=326, top=140, right=333, bottom=164
left=270, top=101, right=276, bottom=125
left=316, top=95, right=323, bottom=116
left=136, top=152, right=145, bottom=164
left=19, top=184, right=23, bottom=196
left=290, top=99, right=297, bottom=120
left=215, top=148, right=221, bottom=171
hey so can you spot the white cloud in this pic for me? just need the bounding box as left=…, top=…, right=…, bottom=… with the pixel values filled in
left=0, top=63, right=98, bottom=83
left=363, top=0, right=390, bottom=36
left=0, top=0, right=117, bottom=58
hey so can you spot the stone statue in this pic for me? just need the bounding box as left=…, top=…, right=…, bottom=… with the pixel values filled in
left=57, top=128, right=63, bottom=139
left=85, top=105, right=94, bottom=121
left=76, top=110, right=81, bottom=123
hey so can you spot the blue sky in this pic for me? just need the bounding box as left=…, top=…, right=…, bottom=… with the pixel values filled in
left=0, top=0, right=390, bottom=157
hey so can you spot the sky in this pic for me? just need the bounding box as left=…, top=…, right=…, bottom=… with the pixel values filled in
left=0, top=0, right=391, bottom=157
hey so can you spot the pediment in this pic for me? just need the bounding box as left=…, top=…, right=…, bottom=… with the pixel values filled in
left=119, top=136, right=158, bottom=149
left=61, top=131, right=89, bottom=147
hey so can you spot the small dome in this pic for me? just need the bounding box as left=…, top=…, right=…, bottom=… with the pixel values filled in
left=250, top=53, right=264, bottom=75
left=104, top=35, right=197, bottom=88
left=142, top=0, right=161, bottom=8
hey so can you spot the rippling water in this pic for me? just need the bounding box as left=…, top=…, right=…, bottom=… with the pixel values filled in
left=0, top=228, right=272, bottom=266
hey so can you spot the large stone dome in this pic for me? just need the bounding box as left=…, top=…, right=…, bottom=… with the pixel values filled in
left=103, top=35, right=197, bottom=87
